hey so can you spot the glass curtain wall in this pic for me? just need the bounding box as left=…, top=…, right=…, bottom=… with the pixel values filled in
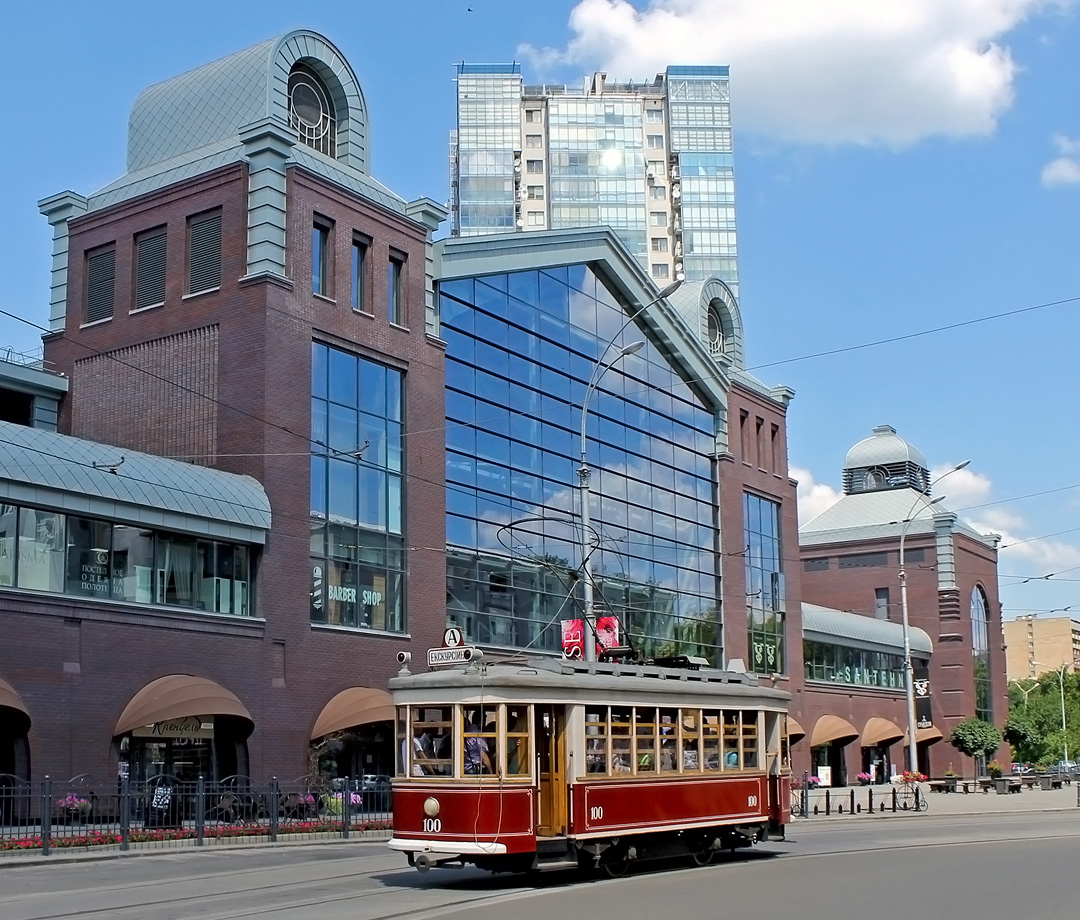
left=310, top=342, right=405, bottom=631
left=548, top=99, right=647, bottom=264
left=745, top=492, right=785, bottom=674
left=454, top=64, right=522, bottom=236
left=667, top=67, right=738, bottom=292
left=441, top=265, right=718, bottom=660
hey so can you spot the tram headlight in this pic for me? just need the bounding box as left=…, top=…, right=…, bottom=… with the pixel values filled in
left=423, top=796, right=440, bottom=817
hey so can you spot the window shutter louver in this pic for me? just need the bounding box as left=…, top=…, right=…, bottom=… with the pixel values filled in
left=135, top=229, right=167, bottom=309
left=85, top=248, right=116, bottom=323
left=188, top=212, right=222, bottom=294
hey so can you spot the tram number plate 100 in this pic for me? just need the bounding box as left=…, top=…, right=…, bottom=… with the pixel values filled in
left=423, top=817, right=442, bottom=833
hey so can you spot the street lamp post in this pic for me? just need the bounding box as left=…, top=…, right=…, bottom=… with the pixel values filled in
left=899, top=459, right=970, bottom=773
left=578, top=278, right=683, bottom=662
left=1054, top=664, right=1069, bottom=766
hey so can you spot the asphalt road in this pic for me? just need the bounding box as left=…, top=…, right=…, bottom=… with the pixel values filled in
left=2, top=812, right=1077, bottom=920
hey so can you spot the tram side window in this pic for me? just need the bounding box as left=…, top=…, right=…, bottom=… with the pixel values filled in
left=463, top=706, right=497, bottom=775
left=682, top=709, right=701, bottom=771
left=506, top=704, right=531, bottom=776
left=586, top=708, right=608, bottom=773
left=411, top=707, right=453, bottom=776
left=611, top=707, right=632, bottom=773
left=703, top=712, right=721, bottom=771
left=723, top=712, right=741, bottom=769
left=396, top=708, right=408, bottom=777
left=659, top=709, right=679, bottom=772
left=781, top=715, right=791, bottom=771
left=635, top=707, right=657, bottom=774
left=741, top=710, right=759, bottom=769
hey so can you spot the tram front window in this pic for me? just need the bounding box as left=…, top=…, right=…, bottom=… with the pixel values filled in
left=463, top=706, right=496, bottom=775
left=506, top=705, right=530, bottom=776
left=411, top=707, right=453, bottom=776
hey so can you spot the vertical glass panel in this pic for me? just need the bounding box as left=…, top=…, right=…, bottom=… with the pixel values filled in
left=328, top=458, right=358, bottom=524
left=635, top=707, right=657, bottom=774
left=0, top=504, right=16, bottom=587
left=155, top=534, right=196, bottom=607
left=311, top=342, right=328, bottom=399
left=410, top=706, right=453, bottom=777
left=610, top=707, right=633, bottom=773
left=66, top=517, right=113, bottom=599
left=110, top=523, right=155, bottom=603
left=329, top=347, right=358, bottom=406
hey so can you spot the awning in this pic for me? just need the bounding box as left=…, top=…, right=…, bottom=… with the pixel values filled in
left=310, top=687, right=395, bottom=740
left=788, top=717, right=806, bottom=743
left=0, top=677, right=31, bottom=734
left=810, top=715, right=859, bottom=747
left=860, top=717, right=905, bottom=748
left=115, top=675, right=253, bottom=737
left=902, top=725, right=944, bottom=746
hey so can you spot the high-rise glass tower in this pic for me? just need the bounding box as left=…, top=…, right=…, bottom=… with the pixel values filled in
left=451, top=64, right=739, bottom=299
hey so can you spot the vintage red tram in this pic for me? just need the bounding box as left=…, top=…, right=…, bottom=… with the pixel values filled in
left=388, top=653, right=792, bottom=875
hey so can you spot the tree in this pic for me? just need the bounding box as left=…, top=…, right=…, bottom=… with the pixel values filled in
left=1002, top=713, right=1042, bottom=764
left=948, top=717, right=1003, bottom=767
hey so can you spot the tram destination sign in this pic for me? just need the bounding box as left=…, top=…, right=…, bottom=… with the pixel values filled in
left=427, top=646, right=479, bottom=666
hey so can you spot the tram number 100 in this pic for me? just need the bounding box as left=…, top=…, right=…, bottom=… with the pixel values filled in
left=747, top=795, right=758, bottom=808
left=589, top=806, right=604, bottom=821
left=423, top=818, right=442, bottom=833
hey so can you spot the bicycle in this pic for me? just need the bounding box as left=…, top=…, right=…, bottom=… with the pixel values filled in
left=789, top=786, right=804, bottom=817
left=894, top=780, right=928, bottom=812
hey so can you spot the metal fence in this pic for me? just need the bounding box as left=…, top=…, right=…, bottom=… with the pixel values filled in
left=0, top=773, right=392, bottom=857
left=791, top=781, right=926, bottom=817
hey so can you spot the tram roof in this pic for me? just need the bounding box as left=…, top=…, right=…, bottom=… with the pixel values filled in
left=389, top=658, right=791, bottom=709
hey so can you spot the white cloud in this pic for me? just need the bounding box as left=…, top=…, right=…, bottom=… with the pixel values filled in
left=931, top=464, right=991, bottom=509
left=790, top=466, right=843, bottom=524
left=521, top=0, right=1072, bottom=146
left=1041, top=156, right=1080, bottom=187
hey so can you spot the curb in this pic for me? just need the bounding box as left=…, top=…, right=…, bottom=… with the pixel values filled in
left=0, top=834, right=392, bottom=870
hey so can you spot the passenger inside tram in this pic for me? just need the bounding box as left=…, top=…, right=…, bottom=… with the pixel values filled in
left=464, top=711, right=495, bottom=775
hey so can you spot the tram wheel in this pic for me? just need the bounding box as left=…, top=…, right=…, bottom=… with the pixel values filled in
left=603, top=858, right=631, bottom=878
left=691, top=847, right=715, bottom=867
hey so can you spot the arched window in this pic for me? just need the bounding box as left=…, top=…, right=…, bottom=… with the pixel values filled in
left=706, top=305, right=724, bottom=358
left=288, top=65, right=336, bottom=158
left=971, top=586, right=992, bottom=722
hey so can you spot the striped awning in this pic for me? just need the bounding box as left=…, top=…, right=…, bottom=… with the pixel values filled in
left=115, top=675, right=253, bottom=737
left=860, top=717, right=904, bottom=748
left=902, top=725, right=944, bottom=745
left=311, top=687, right=395, bottom=740
left=810, top=715, right=859, bottom=747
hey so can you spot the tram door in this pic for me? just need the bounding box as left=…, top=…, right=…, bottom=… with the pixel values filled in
left=535, top=704, right=567, bottom=836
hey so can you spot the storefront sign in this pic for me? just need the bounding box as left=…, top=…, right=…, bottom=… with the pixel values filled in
left=132, top=715, right=214, bottom=739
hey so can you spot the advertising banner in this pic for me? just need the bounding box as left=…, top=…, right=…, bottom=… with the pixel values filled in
left=562, top=616, right=619, bottom=659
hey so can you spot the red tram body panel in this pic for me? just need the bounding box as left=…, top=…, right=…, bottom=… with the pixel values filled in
left=388, top=656, right=792, bottom=875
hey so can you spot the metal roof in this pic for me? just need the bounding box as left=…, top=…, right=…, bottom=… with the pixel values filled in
left=0, top=421, right=270, bottom=543
left=799, top=487, right=988, bottom=546
left=802, top=603, right=933, bottom=656
left=844, top=425, right=927, bottom=471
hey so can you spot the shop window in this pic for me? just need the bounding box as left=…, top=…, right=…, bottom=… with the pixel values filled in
left=16, top=508, right=65, bottom=593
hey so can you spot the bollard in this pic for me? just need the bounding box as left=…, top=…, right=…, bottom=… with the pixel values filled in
left=120, top=775, right=130, bottom=851
left=869, top=788, right=874, bottom=812
left=891, top=787, right=898, bottom=813
left=850, top=788, right=856, bottom=814
left=825, top=789, right=831, bottom=816
left=270, top=778, right=280, bottom=843
left=195, top=776, right=205, bottom=846
left=342, top=776, right=351, bottom=840
left=41, top=776, right=52, bottom=857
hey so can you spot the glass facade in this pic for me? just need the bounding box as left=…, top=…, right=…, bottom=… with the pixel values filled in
left=454, top=65, right=522, bottom=235
left=804, top=640, right=906, bottom=689
left=971, top=585, right=992, bottom=722
left=310, top=342, right=405, bottom=631
left=668, top=68, right=738, bottom=293
left=0, top=502, right=251, bottom=615
left=441, top=266, right=719, bottom=660
left=745, top=492, right=785, bottom=674
left=548, top=98, right=647, bottom=262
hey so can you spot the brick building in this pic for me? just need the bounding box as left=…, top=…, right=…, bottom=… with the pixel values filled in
left=797, top=426, right=1008, bottom=780
left=9, top=30, right=448, bottom=783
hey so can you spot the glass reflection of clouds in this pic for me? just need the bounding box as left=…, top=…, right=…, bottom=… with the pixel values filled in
left=442, top=266, right=719, bottom=661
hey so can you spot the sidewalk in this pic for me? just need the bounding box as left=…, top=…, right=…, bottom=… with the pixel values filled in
left=800, top=782, right=1080, bottom=819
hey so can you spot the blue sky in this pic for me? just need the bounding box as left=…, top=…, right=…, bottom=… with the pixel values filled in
left=3, top=1, right=1079, bottom=626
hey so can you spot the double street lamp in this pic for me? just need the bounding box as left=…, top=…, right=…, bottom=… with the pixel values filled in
left=1034, top=660, right=1072, bottom=766
left=578, top=278, right=683, bottom=662
left=898, top=459, right=970, bottom=773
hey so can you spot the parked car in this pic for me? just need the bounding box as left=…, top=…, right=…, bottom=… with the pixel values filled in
left=1046, top=760, right=1078, bottom=774
left=1011, top=762, right=1034, bottom=774
left=360, top=774, right=392, bottom=811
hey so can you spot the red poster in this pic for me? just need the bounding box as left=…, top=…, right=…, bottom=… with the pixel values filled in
left=562, top=616, right=619, bottom=659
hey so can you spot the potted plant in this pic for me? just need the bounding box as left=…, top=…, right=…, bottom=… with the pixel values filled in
left=987, top=759, right=1008, bottom=794
left=58, top=794, right=92, bottom=823
left=943, top=766, right=958, bottom=792
left=856, top=772, right=872, bottom=786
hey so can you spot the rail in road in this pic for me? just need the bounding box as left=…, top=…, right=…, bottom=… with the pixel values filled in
left=3, top=812, right=1080, bottom=920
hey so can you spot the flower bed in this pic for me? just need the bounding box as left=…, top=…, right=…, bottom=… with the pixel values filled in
left=0, top=819, right=393, bottom=853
